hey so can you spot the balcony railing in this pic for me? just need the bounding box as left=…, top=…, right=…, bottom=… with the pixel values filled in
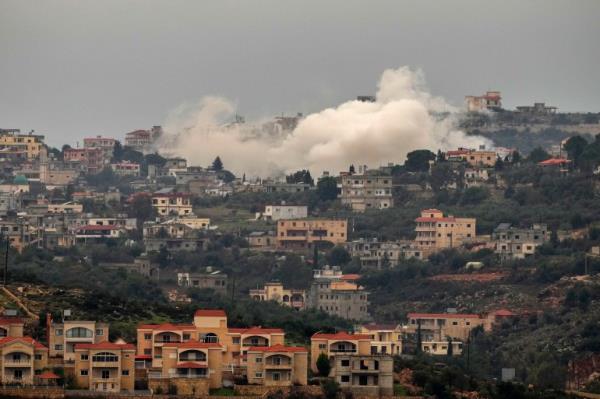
left=330, top=349, right=357, bottom=353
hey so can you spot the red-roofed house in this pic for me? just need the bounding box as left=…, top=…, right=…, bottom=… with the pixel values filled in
left=74, top=342, right=135, bottom=393
left=538, top=158, right=571, bottom=167
left=0, top=336, right=48, bottom=384
left=357, top=324, right=403, bottom=355
left=246, top=344, right=308, bottom=386
left=414, top=209, right=476, bottom=257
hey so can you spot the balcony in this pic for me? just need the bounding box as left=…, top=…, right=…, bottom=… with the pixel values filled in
left=3, top=359, right=32, bottom=367
left=329, top=349, right=357, bottom=353
left=264, top=362, right=293, bottom=370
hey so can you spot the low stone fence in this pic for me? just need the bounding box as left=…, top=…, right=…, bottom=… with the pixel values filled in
left=234, top=384, right=321, bottom=397
left=0, top=386, right=64, bottom=399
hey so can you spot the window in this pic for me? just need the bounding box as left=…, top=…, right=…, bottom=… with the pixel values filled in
left=66, top=327, right=93, bottom=338
left=183, top=334, right=191, bottom=341
left=55, top=329, right=63, bottom=336
left=256, top=357, right=263, bottom=363
left=452, top=321, right=458, bottom=325
left=80, top=369, right=88, bottom=376
left=255, top=372, right=263, bottom=378
left=341, top=359, right=350, bottom=367
left=341, top=375, right=350, bottom=383
left=122, top=370, right=129, bottom=376
left=272, top=373, right=280, bottom=381
left=102, top=370, right=110, bottom=379
left=92, top=352, right=119, bottom=362
left=318, top=344, right=326, bottom=350
left=55, top=344, right=63, bottom=351
left=232, top=337, right=240, bottom=344
left=144, top=333, right=152, bottom=340
left=144, top=349, right=151, bottom=355
left=35, top=354, right=42, bottom=360
left=95, top=329, right=103, bottom=336
left=81, top=354, right=89, bottom=361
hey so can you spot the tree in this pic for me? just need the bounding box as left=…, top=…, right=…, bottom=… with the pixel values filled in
left=527, top=146, right=550, bottom=163
left=327, top=246, right=351, bottom=266
left=349, top=164, right=356, bottom=174
left=415, top=321, right=422, bottom=354
left=564, top=135, right=588, bottom=166
left=212, top=156, right=224, bottom=171
left=286, top=170, right=314, bottom=185
left=317, top=177, right=338, bottom=201
left=446, top=336, right=453, bottom=356
left=129, top=193, right=155, bottom=229
left=321, top=378, right=339, bottom=399
left=429, top=163, right=455, bottom=192
left=405, top=150, right=436, bottom=172
left=511, top=150, right=521, bottom=164
left=317, top=353, right=332, bottom=377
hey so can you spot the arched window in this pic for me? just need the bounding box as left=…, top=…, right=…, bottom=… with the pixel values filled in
left=92, top=352, right=118, bottom=362
left=0, top=328, right=7, bottom=337
left=282, top=295, right=290, bottom=302
left=66, top=327, right=93, bottom=338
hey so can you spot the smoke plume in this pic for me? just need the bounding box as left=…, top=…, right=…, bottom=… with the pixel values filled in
left=158, top=66, right=490, bottom=177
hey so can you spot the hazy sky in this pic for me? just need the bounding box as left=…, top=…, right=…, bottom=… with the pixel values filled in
left=1, top=0, right=599, bottom=148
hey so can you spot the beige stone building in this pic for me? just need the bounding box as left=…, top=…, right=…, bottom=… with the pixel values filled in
left=308, top=269, right=369, bottom=320
left=406, top=312, right=484, bottom=342
left=246, top=344, right=308, bottom=387
left=0, top=130, right=46, bottom=160
left=151, top=193, right=193, bottom=217
left=310, top=332, right=372, bottom=373
left=0, top=317, right=25, bottom=338
left=277, top=219, right=347, bottom=249
left=356, top=324, right=402, bottom=355
left=414, top=209, right=476, bottom=257
left=340, top=173, right=393, bottom=212
left=159, top=340, right=223, bottom=389
left=446, top=148, right=498, bottom=167
left=48, top=319, right=109, bottom=362
left=74, top=342, right=135, bottom=393
left=331, top=354, right=393, bottom=397
left=136, top=309, right=287, bottom=386
left=0, top=336, right=48, bottom=384
left=249, top=282, right=306, bottom=310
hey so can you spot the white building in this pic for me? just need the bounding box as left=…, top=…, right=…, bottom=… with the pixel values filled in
left=260, top=204, right=308, bottom=221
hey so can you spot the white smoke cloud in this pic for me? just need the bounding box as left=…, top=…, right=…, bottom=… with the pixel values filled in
left=158, top=66, right=491, bottom=177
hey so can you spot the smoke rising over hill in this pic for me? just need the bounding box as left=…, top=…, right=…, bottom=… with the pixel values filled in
left=158, top=67, right=490, bottom=177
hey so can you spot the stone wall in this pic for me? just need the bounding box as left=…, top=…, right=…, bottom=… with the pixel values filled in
left=234, top=384, right=321, bottom=397
left=148, top=377, right=209, bottom=397
left=0, top=387, right=64, bottom=399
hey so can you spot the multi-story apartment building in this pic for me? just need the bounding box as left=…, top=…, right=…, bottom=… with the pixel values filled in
left=111, top=161, right=140, bottom=177
left=340, top=173, right=393, bottom=212
left=0, top=218, right=34, bottom=252
left=74, top=342, right=135, bottom=393
left=47, top=202, right=83, bottom=214
left=264, top=182, right=312, bottom=193
left=0, top=129, right=46, bottom=161
left=0, top=337, right=48, bottom=385
left=124, top=126, right=161, bottom=152
left=48, top=319, right=109, bottom=362
left=308, top=269, right=369, bottom=320
left=151, top=193, right=193, bottom=217
left=420, top=340, right=463, bottom=356
left=345, top=238, right=423, bottom=268
left=177, top=269, right=228, bottom=295
left=136, top=309, right=285, bottom=374
left=63, top=147, right=104, bottom=174
left=414, top=209, right=476, bottom=257
left=310, top=332, right=372, bottom=373
left=76, top=225, right=125, bottom=242
left=356, top=324, right=403, bottom=355
left=331, top=354, right=393, bottom=396
left=246, top=345, right=308, bottom=387
left=260, top=204, right=308, bottom=221
left=406, top=312, right=484, bottom=342
left=157, top=340, right=223, bottom=390
left=492, top=223, right=548, bottom=260
left=464, top=91, right=502, bottom=112
left=249, top=282, right=306, bottom=310
left=446, top=147, right=498, bottom=167
left=247, top=231, right=275, bottom=248
left=83, top=136, right=116, bottom=164
left=276, top=219, right=347, bottom=249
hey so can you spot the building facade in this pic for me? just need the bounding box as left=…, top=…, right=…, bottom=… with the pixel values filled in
left=48, top=319, right=109, bottom=362
left=340, top=173, right=393, bottom=212
left=414, top=209, right=476, bottom=257
left=74, top=342, right=135, bottom=393
left=276, top=219, right=347, bottom=249
left=492, top=223, right=548, bottom=260
left=249, top=282, right=305, bottom=310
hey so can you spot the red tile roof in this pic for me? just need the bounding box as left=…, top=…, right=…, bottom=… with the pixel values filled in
left=408, top=313, right=481, bottom=319
left=247, top=344, right=307, bottom=353
left=538, top=158, right=571, bottom=166
left=421, top=208, right=442, bottom=213
left=194, top=309, right=226, bottom=317
left=137, top=323, right=196, bottom=331
left=491, top=309, right=516, bottom=317
left=340, top=274, right=361, bottom=281
left=162, top=340, right=221, bottom=349
left=311, top=332, right=372, bottom=340
left=177, top=362, right=208, bottom=369
left=0, top=336, right=47, bottom=349
left=74, top=342, right=135, bottom=350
